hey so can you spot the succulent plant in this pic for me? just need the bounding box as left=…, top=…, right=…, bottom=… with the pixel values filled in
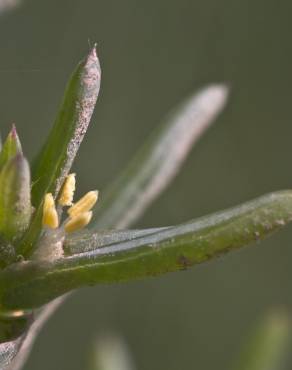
left=0, top=47, right=292, bottom=370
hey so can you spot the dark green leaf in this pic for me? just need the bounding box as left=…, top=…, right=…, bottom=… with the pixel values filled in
left=19, top=47, right=101, bottom=258
left=92, top=84, right=228, bottom=229
left=1, top=190, right=292, bottom=310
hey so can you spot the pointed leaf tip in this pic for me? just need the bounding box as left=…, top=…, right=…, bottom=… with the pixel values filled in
left=10, top=123, right=18, bottom=138
left=202, top=83, right=229, bottom=110
left=0, top=125, right=23, bottom=170
left=88, top=44, right=98, bottom=61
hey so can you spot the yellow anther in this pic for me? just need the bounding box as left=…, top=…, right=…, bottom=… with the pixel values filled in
left=42, top=193, right=59, bottom=229
left=64, top=211, right=92, bottom=233
left=43, top=193, right=55, bottom=210
left=59, top=173, right=76, bottom=206
left=67, top=190, right=98, bottom=218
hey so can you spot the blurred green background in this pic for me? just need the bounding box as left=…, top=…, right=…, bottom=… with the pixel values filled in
left=1, top=0, right=292, bottom=369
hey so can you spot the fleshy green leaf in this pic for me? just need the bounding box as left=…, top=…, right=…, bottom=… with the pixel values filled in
left=1, top=190, right=292, bottom=310
left=0, top=126, right=22, bottom=171
left=19, top=47, right=101, bottom=258
left=0, top=155, right=31, bottom=243
left=92, top=84, right=228, bottom=230
left=233, top=310, right=292, bottom=370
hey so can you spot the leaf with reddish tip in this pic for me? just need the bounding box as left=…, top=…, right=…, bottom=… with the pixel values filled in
left=0, top=126, right=22, bottom=171
left=19, top=47, right=101, bottom=258
left=0, top=155, right=31, bottom=243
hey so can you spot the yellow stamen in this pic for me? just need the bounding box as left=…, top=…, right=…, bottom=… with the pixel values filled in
left=42, top=193, right=59, bottom=229
left=43, top=193, right=54, bottom=210
left=58, top=173, right=76, bottom=206
left=67, top=190, right=98, bottom=218
left=64, top=211, right=92, bottom=233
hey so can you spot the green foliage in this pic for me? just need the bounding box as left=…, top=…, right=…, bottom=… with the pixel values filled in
left=0, top=48, right=291, bottom=370
left=233, top=310, right=292, bottom=370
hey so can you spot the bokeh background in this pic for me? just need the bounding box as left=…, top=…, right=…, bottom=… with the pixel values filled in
left=1, top=0, right=292, bottom=369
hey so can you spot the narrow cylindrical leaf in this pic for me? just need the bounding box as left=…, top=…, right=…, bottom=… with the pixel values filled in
left=19, top=47, right=101, bottom=258
left=92, top=84, right=228, bottom=230
left=0, top=155, right=31, bottom=242
left=31, top=47, right=101, bottom=204
left=1, top=190, right=292, bottom=310
left=0, top=125, right=22, bottom=171
left=233, top=310, right=292, bottom=370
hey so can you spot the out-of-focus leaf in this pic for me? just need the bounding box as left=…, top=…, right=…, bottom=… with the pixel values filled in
left=1, top=190, right=292, bottom=310
left=0, top=155, right=31, bottom=243
left=233, top=310, right=292, bottom=370
left=92, top=84, right=228, bottom=229
left=0, top=0, right=20, bottom=15
left=19, top=47, right=101, bottom=258
left=89, top=333, right=135, bottom=370
left=0, top=126, right=22, bottom=171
